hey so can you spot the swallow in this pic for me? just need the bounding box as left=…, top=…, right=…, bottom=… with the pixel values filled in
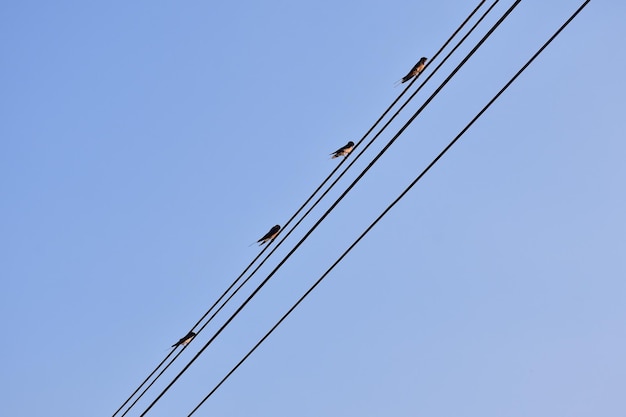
left=257, top=224, right=280, bottom=245
left=330, top=141, right=355, bottom=159
left=172, top=331, right=196, bottom=348
left=401, top=57, right=428, bottom=83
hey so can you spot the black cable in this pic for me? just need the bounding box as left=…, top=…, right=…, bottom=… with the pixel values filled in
left=111, top=53, right=414, bottom=417
left=177, top=0, right=504, bottom=376
left=256, top=0, right=501, bottom=274
left=111, top=244, right=274, bottom=417
left=111, top=2, right=489, bottom=416
left=186, top=2, right=591, bottom=414
left=158, top=0, right=498, bottom=378
left=139, top=1, right=522, bottom=415
left=110, top=350, right=175, bottom=417
left=270, top=0, right=501, bottom=260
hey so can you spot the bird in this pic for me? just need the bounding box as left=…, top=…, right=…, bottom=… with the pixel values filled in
left=172, top=331, right=196, bottom=348
left=400, top=57, right=428, bottom=83
left=330, top=141, right=355, bottom=159
left=257, top=224, right=281, bottom=245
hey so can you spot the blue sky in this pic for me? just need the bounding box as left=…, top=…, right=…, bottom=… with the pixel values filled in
left=1, top=1, right=624, bottom=416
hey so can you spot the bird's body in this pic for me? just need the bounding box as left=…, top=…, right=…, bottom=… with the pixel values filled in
left=330, top=141, right=355, bottom=159
left=401, top=57, right=428, bottom=83
left=172, top=331, right=196, bottom=348
left=257, top=225, right=281, bottom=245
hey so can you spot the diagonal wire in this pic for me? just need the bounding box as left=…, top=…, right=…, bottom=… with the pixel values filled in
left=110, top=2, right=489, bottom=416
left=186, top=1, right=591, bottom=414
left=259, top=0, right=502, bottom=270
left=112, top=244, right=274, bottom=417
left=139, top=1, right=522, bottom=415
left=162, top=0, right=500, bottom=379
left=168, top=0, right=504, bottom=394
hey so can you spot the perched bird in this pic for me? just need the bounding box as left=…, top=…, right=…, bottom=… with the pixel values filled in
left=257, top=224, right=281, bottom=245
left=330, top=141, right=355, bottom=159
left=172, top=331, right=196, bottom=348
left=401, top=57, right=428, bottom=83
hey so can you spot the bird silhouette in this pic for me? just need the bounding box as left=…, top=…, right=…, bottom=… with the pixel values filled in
left=330, top=141, right=355, bottom=159
left=400, top=57, right=428, bottom=83
left=172, top=331, right=196, bottom=348
left=257, top=224, right=281, bottom=245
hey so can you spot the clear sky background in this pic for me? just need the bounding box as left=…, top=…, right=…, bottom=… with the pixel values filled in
left=1, top=1, right=624, bottom=416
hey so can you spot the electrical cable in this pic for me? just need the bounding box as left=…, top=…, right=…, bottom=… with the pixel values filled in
left=156, top=0, right=500, bottom=381
left=110, top=2, right=489, bottom=416
left=186, top=1, right=591, bottom=414
left=262, top=0, right=502, bottom=271
left=139, top=1, right=522, bottom=415
left=111, top=244, right=274, bottom=417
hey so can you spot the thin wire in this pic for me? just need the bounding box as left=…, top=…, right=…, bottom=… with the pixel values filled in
left=245, top=0, right=491, bottom=266
left=111, top=2, right=490, bottom=416
left=186, top=1, right=591, bottom=414
left=139, top=1, right=522, bottom=415
left=163, top=0, right=499, bottom=376
left=273, top=0, right=501, bottom=256
left=181, top=0, right=503, bottom=367
left=111, top=245, right=273, bottom=417
left=110, top=350, right=175, bottom=417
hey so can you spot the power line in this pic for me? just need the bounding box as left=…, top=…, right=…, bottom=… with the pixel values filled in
left=270, top=0, right=502, bottom=259
left=174, top=0, right=505, bottom=386
left=138, top=1, right=522, bottom=415
left=185, top=1, right=591, bottom=414
left=157, top=0, right=500, bottom=383
left=111, top=243, right=274, bottom=417
left=110, top=350, right=174, bottom=417
left=110, top=2, right=490, bottom=416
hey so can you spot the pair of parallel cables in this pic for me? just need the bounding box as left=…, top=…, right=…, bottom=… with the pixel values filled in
left=112, top=0, right=590, bottom=415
